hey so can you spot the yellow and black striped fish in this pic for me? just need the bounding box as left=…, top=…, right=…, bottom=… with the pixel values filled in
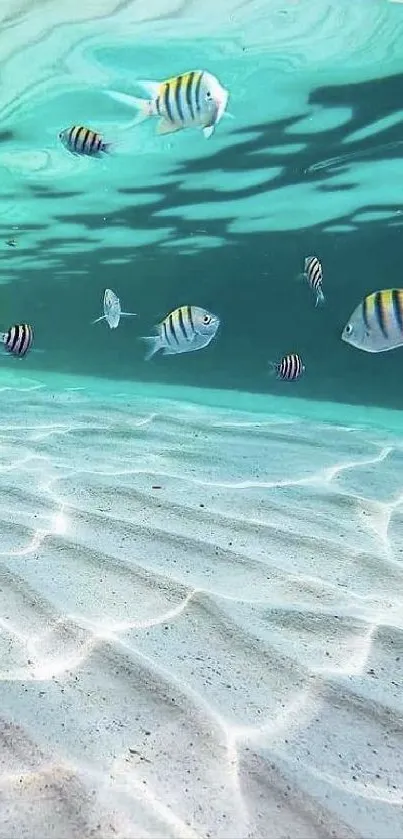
left=141, top=305, right=220, bottom=360
left=106, top=70, right=229, bottom=139
left=269, top=353, right=305, bottom=381
left=154, top=72, right=213, bottom=135
left=59, top=126, right=111, bottom=157
left=342, top=288, right=403, bottom=353
left=0, top=323, right=33, bottom=357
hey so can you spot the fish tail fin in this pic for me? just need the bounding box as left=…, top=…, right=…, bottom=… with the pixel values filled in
left=139, top=335, right=162, bottom=361
left=267, top=360, right=278, bottom=377
left=315, top=289, right=325, bottom=307
left=295, top=271, right=306, bottom=283
left=101, top=141, right=113, bottom=154
left=105, top=90, right=153, bottom=126
left=91, top=315, right=105, bottom=325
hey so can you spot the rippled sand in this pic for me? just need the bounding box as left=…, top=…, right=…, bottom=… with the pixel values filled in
left=0, top=372, right=402, bottom=839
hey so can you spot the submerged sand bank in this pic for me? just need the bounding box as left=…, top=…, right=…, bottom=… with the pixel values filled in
left=0, top=373, right=401, bottom=838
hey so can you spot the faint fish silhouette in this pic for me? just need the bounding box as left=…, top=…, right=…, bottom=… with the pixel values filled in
left=92, top=288, right=137, bottom=329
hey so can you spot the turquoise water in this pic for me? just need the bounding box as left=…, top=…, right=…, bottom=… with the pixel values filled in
left=2, top=0, right=403, bottom=408
left=1, top=2, right=403, bottom=838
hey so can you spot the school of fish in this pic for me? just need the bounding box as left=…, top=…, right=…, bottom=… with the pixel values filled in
left=2, top=67, right=401, bottom=379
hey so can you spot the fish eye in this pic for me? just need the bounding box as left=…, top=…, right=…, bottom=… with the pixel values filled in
left=203, top=314, right=212, bottom=324
left=206, top=90, right=212, bottom=100
left=345, top=323, right=353, bottom=335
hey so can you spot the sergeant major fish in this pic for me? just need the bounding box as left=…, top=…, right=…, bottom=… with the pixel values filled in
left=301, top=256, right=325, bottom=307
left=106, top=70, right=229, bottom=139
left=92, top=288, right=137, bottom=330
left=59, top=126, right=111, bottom=157
left=141, top=305, right=220, bottom=360
left=0, top=323, right=33, bottom=357
left=342, top=288, right=403, bottom=353
left=268, top=353, right=305, bottom=381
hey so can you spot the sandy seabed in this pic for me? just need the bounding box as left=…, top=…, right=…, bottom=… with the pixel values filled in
left=0, top=371, right=401, bottom=839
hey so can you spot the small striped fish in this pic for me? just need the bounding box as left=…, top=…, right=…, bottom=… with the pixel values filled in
left=141, top=305, right=220, bottom=360
left=342, top=288, right=403, bottom=353
left=303, top=256, right=325, bottom=307
left=106, top=70, right=229, bottom=139
left=59, top=126, right=111, bottom=157
left=92, top=288, right=137, bottom=330
left=0, top=323, right=33, bottom=357
left=269, top=353, right=305, bottom=381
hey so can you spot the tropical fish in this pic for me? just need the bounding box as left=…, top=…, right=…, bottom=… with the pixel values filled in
left=59, top=126, right=111, bottom=157
left=141, top=305, right=220, bottom=360
left=0, top=323, right=33, bottom=357
left=106, top=70, right=229, bottom=139
left=268, top=353, right=305, bottom=381
left=6, top=239, right=17, bottom=247
left=342, top=288, right=403, bottom=353
left=302, top=256, right=325, bottom=307
left=92, top=288, right=137, bottom=330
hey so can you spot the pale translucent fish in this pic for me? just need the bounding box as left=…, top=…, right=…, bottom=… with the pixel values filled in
left=92, top=288, right=137, bottom=330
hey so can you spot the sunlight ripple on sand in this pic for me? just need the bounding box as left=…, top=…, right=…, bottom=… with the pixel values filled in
left=0, top=378, right=402, bottom=839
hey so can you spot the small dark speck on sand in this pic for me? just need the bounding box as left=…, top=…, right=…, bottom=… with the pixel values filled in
left=152, top=485, right=161, bottom=490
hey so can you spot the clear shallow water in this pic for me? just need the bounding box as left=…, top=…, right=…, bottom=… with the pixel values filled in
left=0, top=2, right=403, bottom=838
left=1, top=0, right=403, bottom=405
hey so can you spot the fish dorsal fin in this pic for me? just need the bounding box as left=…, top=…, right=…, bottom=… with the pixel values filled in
left=157, top=119, right=182, bottom=136
left=136, top=79, right=162, bottom=98
left=164, top=70, right=202, bottom=85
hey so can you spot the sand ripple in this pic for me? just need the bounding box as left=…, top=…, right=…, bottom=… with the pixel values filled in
left=0, top=379, right=402, bottom=838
